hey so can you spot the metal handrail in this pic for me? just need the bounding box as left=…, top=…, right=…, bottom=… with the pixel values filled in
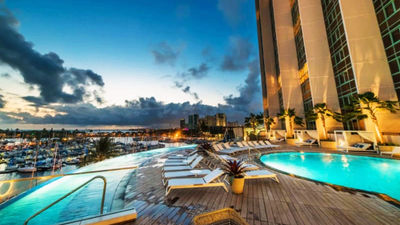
left=24, top=175, right=107, bottom=225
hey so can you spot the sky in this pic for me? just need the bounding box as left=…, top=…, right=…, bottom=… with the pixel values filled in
left=0, top=0, right=263, bottom=129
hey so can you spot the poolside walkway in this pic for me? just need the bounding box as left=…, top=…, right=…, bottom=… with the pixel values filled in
left=120, top=146, right=400, bottom=225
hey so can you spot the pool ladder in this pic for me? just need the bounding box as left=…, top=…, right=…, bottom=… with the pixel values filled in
left=23, top=175, right=107, bottom=225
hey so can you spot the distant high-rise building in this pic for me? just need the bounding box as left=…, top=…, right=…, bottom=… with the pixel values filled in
left=216, top=113, right=227, bottom=127
left=188, top=114, right=199, bottom=129
left=204, top=115, right=217, bottom=127
left=180, top=119, right=186, bottom=129
left=256, top=0, right=400, bottom=138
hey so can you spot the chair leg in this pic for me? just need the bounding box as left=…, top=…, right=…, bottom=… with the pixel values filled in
left=274, top=176, right=280, bottom=183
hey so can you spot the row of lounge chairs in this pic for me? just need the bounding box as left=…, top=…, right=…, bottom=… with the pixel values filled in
left=212, top=141, right=279, bottom=155
left=161, top=149, right=279, bottom=196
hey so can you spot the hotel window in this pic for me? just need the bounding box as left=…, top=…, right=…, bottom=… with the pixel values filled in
left=291, top=0, right=315, bottom=129
left=373, top=0, right=400, bottom=100
left=321, top=0, right=360, bottom=130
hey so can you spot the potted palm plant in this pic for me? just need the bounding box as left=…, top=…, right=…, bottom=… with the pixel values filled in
left=222, top=160, right=246, bottom=194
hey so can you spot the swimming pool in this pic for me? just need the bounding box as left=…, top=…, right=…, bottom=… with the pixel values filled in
left=260, top=152, right=400, bottom=201
left=0, top=144, right=195, bottom=225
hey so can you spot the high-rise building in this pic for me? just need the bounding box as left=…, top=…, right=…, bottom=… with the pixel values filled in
left=256, top=0, right=400, bottom=138
left=180, top=119, right=186, bottom=129
left=216, top=113, right=227, bottom=127
left=188, top=114, right=199, bottom=130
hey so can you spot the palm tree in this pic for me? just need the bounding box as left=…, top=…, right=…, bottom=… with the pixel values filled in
left=305, top=103, right=341, bottom=140
left=244, top=113, right=264, bottom=134
left=277, top=108, right=304, bottom=137
left=263, top=115, right=275, bottom=135
left=95, top=137, right=114, bottom=160
left=343, top=92, right=399, bottom=143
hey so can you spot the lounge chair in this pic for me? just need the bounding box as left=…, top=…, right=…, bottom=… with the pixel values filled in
left=295, top=139, right=317, bottom=147
left=217, top=143, right=247, bottom=155
left=163, top=156, right=203, bottom=172
left=162, top=169, right=211, bottom=185
left=168, top=149, right=198, bottom=160
left=380, top=147, right=400, bottom=157
left=245, top=142, right=264, bottom=149
left=245, top=170, right=279, bottom=183
left=164, top=154, right=198, bottom=166
left=262, top=140, right=280, bottom=148
left=165, top=168, right=228, bottom=196
left=338, top=143, right=372, bottom=153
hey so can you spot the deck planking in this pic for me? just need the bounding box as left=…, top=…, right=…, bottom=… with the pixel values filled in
left=118, top=147, right=400, bottom=225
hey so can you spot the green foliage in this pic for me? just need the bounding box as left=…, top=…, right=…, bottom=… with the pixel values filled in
left=222, top=160, right=246, bottom=178
left=263, top=115, right=275, bottom=131
left=277, top=108, right=304, bottom=127
left=244, top=113, right=264, bottom=130
left=95, top=137, right=113, bottom=160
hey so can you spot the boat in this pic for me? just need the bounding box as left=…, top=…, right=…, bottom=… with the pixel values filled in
left=17, top=166, right=37, bottom=173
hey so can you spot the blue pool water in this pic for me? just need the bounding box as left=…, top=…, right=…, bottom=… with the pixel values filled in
left=260, top=152, right=400, bottom=201
left=0, top=144, right=195, bottom=225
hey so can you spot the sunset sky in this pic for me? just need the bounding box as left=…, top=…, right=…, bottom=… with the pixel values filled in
left=0, top=0, right=263, bottom=129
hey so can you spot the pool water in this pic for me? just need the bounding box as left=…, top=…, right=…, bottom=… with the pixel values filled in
left=0, top=144, right=195, bottom=225
left=260, top=152, right=400, bottom=201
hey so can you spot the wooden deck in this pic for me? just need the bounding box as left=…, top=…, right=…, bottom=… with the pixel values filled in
left=118, top=148, right=400, bottom=225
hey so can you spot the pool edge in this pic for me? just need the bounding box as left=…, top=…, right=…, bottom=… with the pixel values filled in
left=257, top=150, right=400, bottom=209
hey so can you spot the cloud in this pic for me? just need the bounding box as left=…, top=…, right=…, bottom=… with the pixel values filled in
left=0, top=6, right=104, bottom=106
left=1, top=72, right=10, bottom=78
left=217, top=0, right=247, bottom=27
left=1, top=97, right=250, bottom=127
left=220, top=37, right=253, bottom=71
left=182, top=86, right=199, bottom=100
left=185, top=63, right=210, bottom=79
left=173, top=81, right=199, bottom=100
left=224, top=59, right=261, bottom=112
left=0, top=93, right=5, bottom=108
left=151, top=42, right=180, bottom=66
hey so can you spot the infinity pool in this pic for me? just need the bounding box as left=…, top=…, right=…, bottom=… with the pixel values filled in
left=260, top=152, right=400, bottom=201
left=0, top=144, right=195, bottom=225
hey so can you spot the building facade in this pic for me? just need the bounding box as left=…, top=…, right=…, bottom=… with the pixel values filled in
left=256, top=0, right=400, bottom=139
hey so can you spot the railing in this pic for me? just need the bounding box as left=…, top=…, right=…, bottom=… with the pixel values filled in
left=23, top=175, right=107, bottom=225
left=0, top=166, right=138, bottom=204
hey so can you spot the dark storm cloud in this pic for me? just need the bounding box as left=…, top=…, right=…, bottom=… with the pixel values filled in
left=220, top=37, right=253, bottom=71
left=0, top=93, right=5, bottom=108
left=0, top=6, right=104, bottom=105
left=151, top=42, right=180, bottom=66
left=224, top=59, right=261, bottom=111
left=217, top=0, right=247, bottom=27
left=2, top=97, right=249, bottom=127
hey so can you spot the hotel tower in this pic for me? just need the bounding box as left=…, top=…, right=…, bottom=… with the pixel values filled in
left=256, top=0, right=400, bottom=139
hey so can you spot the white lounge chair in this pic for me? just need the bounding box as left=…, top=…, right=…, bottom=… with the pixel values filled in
left=162, top=169, right=211, bottom=185
left=295, top=139, right=317, bottom=147
left=164, top=154, right=198, bottom=166
left=338, top=143, right=372, bottom=153
left=246, top=142, right=264, bottom=149
left=380, top=147, right=400, bottom=157
left=165, top=168, right=228, bottom=196
left=163, top=156, right=203, bottom=172
left=168, top=150, right=198, bottom=160
left=245, top=170, right=279, bottom=183
left=217, top=143, right=247, bottom=155
left=263, top=140, right=280, bottom=148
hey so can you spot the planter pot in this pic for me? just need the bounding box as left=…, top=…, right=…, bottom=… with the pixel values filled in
left=320, top=141, right=337, bottom=150
left=232, top=177, right=245, bottom=194
left=286, top=139, right=297, bottom=146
